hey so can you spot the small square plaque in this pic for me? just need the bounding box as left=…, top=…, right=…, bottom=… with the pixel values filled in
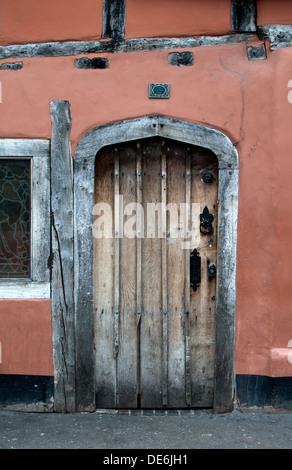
left=149, top=83, right=170, bottom=99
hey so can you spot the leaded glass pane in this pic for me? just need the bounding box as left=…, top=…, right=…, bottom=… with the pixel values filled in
left=0, top=159, right=31, bottom=278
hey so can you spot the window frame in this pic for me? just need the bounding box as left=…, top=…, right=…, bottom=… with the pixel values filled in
left=0, top=139, right=50, bottom=298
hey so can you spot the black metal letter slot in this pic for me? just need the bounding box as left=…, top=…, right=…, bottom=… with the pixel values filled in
left=190, top=248, right=201, bottom=291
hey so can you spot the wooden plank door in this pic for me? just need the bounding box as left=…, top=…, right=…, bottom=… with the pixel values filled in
left=94, top=137, right=218, bottom=408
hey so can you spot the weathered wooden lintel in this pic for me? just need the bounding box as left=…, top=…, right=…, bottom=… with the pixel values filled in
left=0, top=34, right=255, bottom=60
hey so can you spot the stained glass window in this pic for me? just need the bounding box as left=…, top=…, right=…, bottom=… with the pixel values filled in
left=0, top=159, right=31, bottom=278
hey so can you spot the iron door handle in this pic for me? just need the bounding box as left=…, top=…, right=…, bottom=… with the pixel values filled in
left=191, top=251, right=216, bottom=291
left=190, top=249, right=201, bottom=291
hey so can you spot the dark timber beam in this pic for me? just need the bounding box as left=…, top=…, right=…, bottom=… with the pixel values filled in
left=231, top=0, right=257, bottom=32
left=102, top=0, right=126, bottom=40
left=50, top=100, right=75, bottom=413
left=0, top=34, right=255, bottom=60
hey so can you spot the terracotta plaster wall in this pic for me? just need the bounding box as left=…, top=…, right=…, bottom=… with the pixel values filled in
left=0, top=300, right=53, bottom=376
left=0, top=0, right=232, bottom=46
left=0, top=0, right=103, bottom=45
left=257, top=0, right=292, bottom=25
left=234, top=46, right=292, bottom=378
left=0, top=45, right=245, bottom=152
left=124, top=0, right=232, bottom=38
left=0, top=41, right=292, bottom=379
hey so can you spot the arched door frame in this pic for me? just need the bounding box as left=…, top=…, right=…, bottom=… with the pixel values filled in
left=73, top=115, right=239, bottom=413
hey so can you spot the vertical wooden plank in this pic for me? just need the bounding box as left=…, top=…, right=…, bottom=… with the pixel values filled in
left=161, top=147, right=168, bottom=407
left=74, top=155, right=95, bottom=411
left=114, top=147, right=120, bottom=407
left=166, top=141, right=187, bottom=407
left=190, top=147, right=218, bottom=407
left=136, top=142, right=142, bottom=407
left=118, top=142, right=138, bottom=407
left=140, top=139, right=163, bottom=408
left=185, top=148, right=192, bottom=407
left=50, top=100, right=75, bottom=412
left=94, top=147, right=115, bottom=408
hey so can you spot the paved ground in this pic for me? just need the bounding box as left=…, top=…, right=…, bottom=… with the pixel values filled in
left=0, top=408, right=291, bottom=450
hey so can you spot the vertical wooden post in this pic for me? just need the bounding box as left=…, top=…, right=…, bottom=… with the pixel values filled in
left=231, top=0, right=257, bottom=32
left=102, top=0, right=126, bottom=40
left=50, top=100, right=75, bottom=413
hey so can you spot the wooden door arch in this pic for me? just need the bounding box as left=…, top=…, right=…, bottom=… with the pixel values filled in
left=73, top=115, right=239, bottom=413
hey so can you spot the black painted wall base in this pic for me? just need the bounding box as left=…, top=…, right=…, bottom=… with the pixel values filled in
left=236, top=375, right=292, bottom=410
left=0, top=374, right=54, bottom=410
left=0, top=374, right=291, bottom=411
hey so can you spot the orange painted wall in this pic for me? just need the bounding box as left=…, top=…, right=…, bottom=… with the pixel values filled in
left=0, top=0, right=232, bottom=46
left=125, top=0, right=231, bottom=38
left=257, top=0, right=292, bottom=25
left=235, top=45, right=292, bottom=378
left=0, top=0, right=292, bottom=382
left=1, top=40, right=292, bottom=379
left=0, top=300, right=53, bottom=376
left=0, top=0, right=103, bottom=45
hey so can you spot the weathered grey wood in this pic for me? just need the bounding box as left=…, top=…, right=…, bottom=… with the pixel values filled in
left=94, top=147, right=115, bottom=408
left=184, top=150, right=191, bottom=406
left=166, top=143, right=187, bottom=408
left=76, top=116, right=239, bottom=170
left=168, top=52, right=193, bottom=67
left=140, top=140, right=163, bottom=408
left=231, top=0, right=257, bottom=32
left=0, top=34, right=255, bottom=60
left=258, top=25, right=292, bottom=50
left=31, top=155, right=51, bottom=283
left=74, top=155, right=96, bottom=412
left=213, top=168, right=238, bottom=413
left=118, top=144, right=138, bottom=408
left=190, top=148, right=218, bottom=408
left=0, top=62, right=22, bottom=70
left=0, top=281, right=50, bottom=299
left=102, top=0, right=125, bottom=40
left=50, top=100, right=75, bottom=413
left=113, top=148, right=120, bottom=406
left=0, top=139, right=50, bottom=299
left=74, top=57, right=108, bottom=69
left=74, top=116, right=239, bottom=413
left=0, top=139, right=50, bottom=157
left=136, top=143, right=142, bottom=406
left=247, top=43, right=267, bottom=61
left=161, top=150, right=168, bottom=407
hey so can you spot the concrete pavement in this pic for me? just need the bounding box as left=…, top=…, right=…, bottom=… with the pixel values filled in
left=0, top=408, right=291, bottom=450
